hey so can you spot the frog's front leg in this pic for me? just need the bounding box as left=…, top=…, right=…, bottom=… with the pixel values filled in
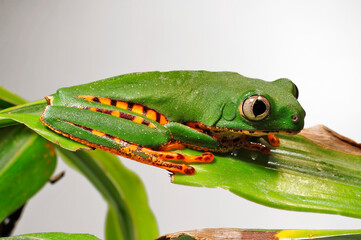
left=164, top=122, right=221, bottom=150
left=267, top=134, right=280, bottom=146
left=242, top=136, right=271, bottom=154
left=41, top=105, right=213, bottom=174
left=176, top=122, right=272, bottom=153
left=164, top=122, right=273, bottom=154
left=214, top=134, right=271, bottom=154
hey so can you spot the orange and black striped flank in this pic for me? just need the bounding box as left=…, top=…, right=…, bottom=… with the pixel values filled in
left=78, top=95, right=170, bottom=125
left=79, top=106, right=157, bottom=128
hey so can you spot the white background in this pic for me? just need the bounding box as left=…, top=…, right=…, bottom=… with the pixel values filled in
left=1, top=0, right=361, bottom=239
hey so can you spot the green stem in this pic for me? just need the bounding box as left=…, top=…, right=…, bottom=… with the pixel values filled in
left=58, top=148, right=135, bottom=240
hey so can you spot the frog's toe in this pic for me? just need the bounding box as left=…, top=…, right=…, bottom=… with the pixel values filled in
left=183, top=166, right=196, bottom=175
left=200, top=152, right=214, bottom=162
left=187, top=152, right=214, bottom=163
left=267, top=134, right=280, bottom=146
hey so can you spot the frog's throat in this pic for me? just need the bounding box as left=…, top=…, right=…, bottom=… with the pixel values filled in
left=185, top=122, right=300, bottom=136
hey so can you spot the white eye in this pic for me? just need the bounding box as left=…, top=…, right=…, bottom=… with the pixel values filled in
left=240, top=95, right=270, bottom=121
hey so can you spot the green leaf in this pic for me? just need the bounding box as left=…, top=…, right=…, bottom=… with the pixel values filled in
left=0, top=232, right=101, bottom=240
left=0, top=125, right=57, bottom=222
left=58, top=149, right=158, bottom=240
left=173, top=126, right=361, bottom=219
left=0, top=86, right=27, bottom=109
left=0, top=87, right=28, bottom=126
left=105, top=207, right=123, bottom=240
left=276, top=230, right=361, bottom=239
left=0, top=101, right=90, bottom=151
left=0, top=119, right=19, bottom=129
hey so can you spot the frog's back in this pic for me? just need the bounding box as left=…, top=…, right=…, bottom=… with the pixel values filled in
left=56, top=71, right=263, bottom=125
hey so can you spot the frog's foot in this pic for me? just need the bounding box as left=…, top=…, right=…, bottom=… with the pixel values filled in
left=243, top=138, right=271, bottom=154
left=128, top=146, right=213, bottom=175
left=118, top=145, right=197, bottom=175
left=156, top=151, right=214, bottom=163
left=156, top=142, right=214, bottom=163
left=215, top=135, right=271, bottom=154
left=141, top=147, right=214, bottom=163
left=267, top=134, right=280, bottom=146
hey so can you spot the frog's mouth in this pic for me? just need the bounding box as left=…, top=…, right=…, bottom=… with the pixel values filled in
left=185, top=122, right=300, bottom=137
left=222, top=127, right=300, bottom=136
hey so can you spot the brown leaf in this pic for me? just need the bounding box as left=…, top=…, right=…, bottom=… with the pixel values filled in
left=300, top=125, right=361, bottom=155
left=156, top=228, right=279, bottom=240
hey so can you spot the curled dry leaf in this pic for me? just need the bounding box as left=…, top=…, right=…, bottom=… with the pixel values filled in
left=156, top=229, right=361, bottom=240
left=156, top=228, right=278, bottom=240
left=300, top=125, right=361, bottom=155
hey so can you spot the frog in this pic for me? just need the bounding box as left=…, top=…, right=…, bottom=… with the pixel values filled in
left=40, top=71, right=305, bottom=175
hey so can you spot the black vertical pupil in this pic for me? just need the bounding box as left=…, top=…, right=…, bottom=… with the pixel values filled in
left=253, top=100, right=266, bottom=117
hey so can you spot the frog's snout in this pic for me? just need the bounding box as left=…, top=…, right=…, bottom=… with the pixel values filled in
left=289, top=107, right=305, bottom=131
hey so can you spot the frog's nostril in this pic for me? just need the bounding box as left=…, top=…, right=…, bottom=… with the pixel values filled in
left=291, top=114, right=298, bottom=122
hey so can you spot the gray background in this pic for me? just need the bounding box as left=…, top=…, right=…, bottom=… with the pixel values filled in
left=1, top=0, right=361, bottom=238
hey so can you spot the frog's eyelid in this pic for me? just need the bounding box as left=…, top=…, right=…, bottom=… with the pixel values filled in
left=293, top=84, right=299, bottom=99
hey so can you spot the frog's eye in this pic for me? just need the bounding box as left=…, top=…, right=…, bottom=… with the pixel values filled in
left=293, top=84, right=299, bottom=99
left=240, top=95, right=270, bottom=121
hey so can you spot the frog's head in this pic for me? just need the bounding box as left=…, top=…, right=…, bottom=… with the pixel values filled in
left=217, top=78, right=305, bottom=135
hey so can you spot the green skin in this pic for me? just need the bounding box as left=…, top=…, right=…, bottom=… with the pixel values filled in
left=41, top=71, right=305, bottom=154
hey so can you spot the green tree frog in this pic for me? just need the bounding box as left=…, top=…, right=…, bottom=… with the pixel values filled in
left=40, top=71, right=305, bottom=175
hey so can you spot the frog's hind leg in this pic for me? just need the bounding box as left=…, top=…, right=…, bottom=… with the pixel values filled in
left=117, top=143, right=215, bottom=175
left=242, top=136, right=271, bottom=154
left=41, top=105, right=209, bottom=175
left=124, top=145, right=213, bottom=175
left=143, top=148, right=214, bottom=163
left=43, top=117, right=197, bottom=175
left=116, top=144, right=199, bottom=175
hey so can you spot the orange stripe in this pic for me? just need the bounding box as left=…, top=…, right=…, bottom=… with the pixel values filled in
left=111, top=110, right=120, bottom=117
left=116, top=101, right=128, bottom=109
left=99, top=97, right=111, bottom=105
left=132, top=104, right=144, bottom=115
left=78, top=95, right=94, bottom=101
left=92, top=129, right=106, bottom=137
left=133, top=116, right=144, bottom=124
left=149, top=123, right=157, bottom=129
left=146, top=109, right=157, bottom=121
left=159, top=115, right=168, bottom=125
